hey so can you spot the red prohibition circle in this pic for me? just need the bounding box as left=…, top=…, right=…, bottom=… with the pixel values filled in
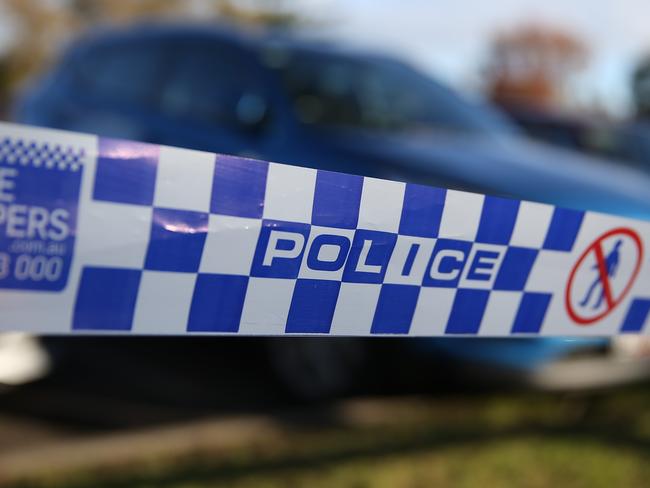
left=565, top=227, right=643, bottom=325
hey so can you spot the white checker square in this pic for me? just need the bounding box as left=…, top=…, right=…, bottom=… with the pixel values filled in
left=76, top=200, right=152, bottom=268
left=239, top=278, right=295, bottom=334
left=539, top=293, right=624, bottom=337
left=199, top=214, right=261, bottom=275
left=357, top=177, right=405, bottom=232
left=384, top=235, right=436, bottom=285
left=437, top=189, right=484, bottom=241
left=525, top=249, right=572, bottom=293
left=409, top=288, right=456, bottom=336
left=132, top=271, right=197, bottom=334
left=478, top=291, right=521, bottom=336
left=510, top=201, right=554, bottom=248
left=299, top=226, right=355, bottom=281
left=153, top=146, right=215, bottom=212
left=262, top=163, right=316, bottom=223
left=330, top=283, right=381, bottom=335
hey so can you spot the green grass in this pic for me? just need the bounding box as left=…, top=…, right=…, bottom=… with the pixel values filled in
left=10, top=384, right=650, bottom=488
left=213, top=438, right=648, bottom=488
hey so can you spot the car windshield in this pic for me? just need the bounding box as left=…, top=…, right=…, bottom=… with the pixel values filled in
left=278, top=51, right=516, bottom=136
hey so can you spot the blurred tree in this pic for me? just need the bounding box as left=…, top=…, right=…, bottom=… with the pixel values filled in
left=484, top=24, right=588, bottom=110
left=70, top=0, right=184, bottom=22
left=216, top=0, right=304, bottom=27
left=0, top=0, right=306, bottom=116
left=0, top=58, right=10, bottom=117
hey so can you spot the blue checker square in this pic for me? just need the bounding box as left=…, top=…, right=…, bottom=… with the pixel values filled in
left=343, top=229, right=397, bottom=283
left=445, top=289, right=490, bottom=334
left=311, top=170, right=363, bottom=229
left=511, top=292, right=552, bottom=333
left=145, top=208, right=209, bottom=273
left=187, top=274, right=249, bottom=332
left=94, top=138, right=159, bottom=206
left=251, top=220, right=311, bottom=279
left=621, top=299, right=650, bottom=333
left=476, top=196, right=520, bottom=245
left=73, top=267, right=141, bottom=331
left=286, top=279, right=341, bottom=333
left=494, top=247, right=538, bottom=291
left=210, top=154, right=268, bottom=218
left=399, top=184, right=446, bottom=238
left=371, top=284, right=420, bottom=334
left=543, top=207, right=585, bottom=251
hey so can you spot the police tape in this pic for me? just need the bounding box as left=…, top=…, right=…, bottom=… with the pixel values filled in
left=0, top=121, right=648, bottom=336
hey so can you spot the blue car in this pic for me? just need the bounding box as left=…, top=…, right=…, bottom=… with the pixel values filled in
left=12, top=24, right=650, bottom=398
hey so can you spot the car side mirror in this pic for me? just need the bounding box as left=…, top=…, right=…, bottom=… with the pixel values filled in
left=235, top=93, right=269, bottom=132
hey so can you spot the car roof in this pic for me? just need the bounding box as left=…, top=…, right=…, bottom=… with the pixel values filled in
left=68, top=22, right=393, bottom=66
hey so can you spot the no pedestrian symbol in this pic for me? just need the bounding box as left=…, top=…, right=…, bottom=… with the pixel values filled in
left=565, top=228, right=643, bottom=325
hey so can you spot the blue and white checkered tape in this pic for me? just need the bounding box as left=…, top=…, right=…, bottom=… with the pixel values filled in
left=0, top=121, right=649, bottom=336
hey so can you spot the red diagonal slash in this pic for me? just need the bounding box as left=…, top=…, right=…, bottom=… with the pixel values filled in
left=593, top=242, right=615, bottom=309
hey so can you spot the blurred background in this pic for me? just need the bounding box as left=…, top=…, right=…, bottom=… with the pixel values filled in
left=1, top=1, right=650, bottom=486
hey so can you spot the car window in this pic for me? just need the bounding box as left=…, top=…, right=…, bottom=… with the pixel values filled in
left=159, top=45, right=261, bottom=128
left=76, top=40, right=165, bottom=107
left=279, top=52, right=516, bottom=136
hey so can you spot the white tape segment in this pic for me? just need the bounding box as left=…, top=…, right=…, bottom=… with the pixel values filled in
left=1, top=122, right=649, bottom=336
